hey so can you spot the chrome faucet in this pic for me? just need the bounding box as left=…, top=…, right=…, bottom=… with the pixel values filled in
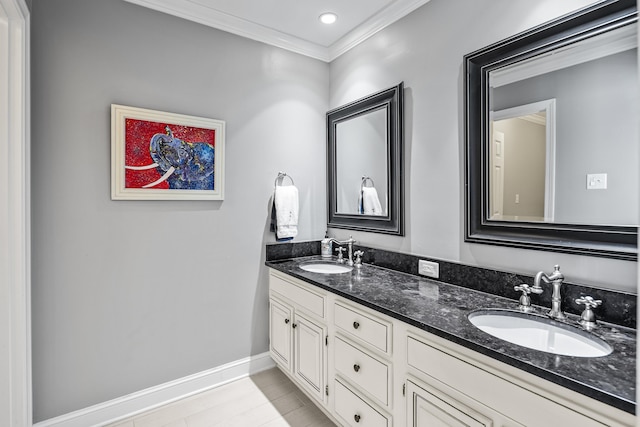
left=533, top=265, right=566, bottom=320
left=329, top=236, right=356, bottom=266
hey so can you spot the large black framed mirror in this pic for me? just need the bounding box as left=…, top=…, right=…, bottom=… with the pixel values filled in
left=464, top=0, right=637, bottom=260
left=327, top=82, right=404, bottom=235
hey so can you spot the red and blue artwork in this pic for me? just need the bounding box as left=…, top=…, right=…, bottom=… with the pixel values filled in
left=124, top=118, right=216, bottom=190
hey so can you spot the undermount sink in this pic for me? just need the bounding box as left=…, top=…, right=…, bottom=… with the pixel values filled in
left=468, top=309, right=612, bottom=358
left=299, top=261, right=353, bottom=274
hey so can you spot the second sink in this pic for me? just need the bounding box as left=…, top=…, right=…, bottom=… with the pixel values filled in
left=468, top=309, right=612, bottom=358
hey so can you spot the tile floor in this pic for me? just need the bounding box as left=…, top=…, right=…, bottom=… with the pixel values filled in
left=107, top=368, right=336, bottom=427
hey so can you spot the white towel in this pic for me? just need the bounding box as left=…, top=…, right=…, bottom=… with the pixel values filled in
left=362, top=187, right=383, bottom=215
left=274, top=185, right=299, bottom=239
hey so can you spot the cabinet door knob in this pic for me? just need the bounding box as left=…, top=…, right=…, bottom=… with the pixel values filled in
left=292, top=323, right=297, bottom=329
left=354, top=414, right=361, bottom=423
left=284, top=319, right=290, bottom=324
left=353, top=364, right=360, bottom=372
left=353, top=321, right=360, bottom=329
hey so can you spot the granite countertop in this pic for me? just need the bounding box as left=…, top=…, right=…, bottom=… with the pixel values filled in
left=266, top=255, right=636, bottom=414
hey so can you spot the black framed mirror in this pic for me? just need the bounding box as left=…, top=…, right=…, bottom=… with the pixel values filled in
left=464, top=0, right=637, bottom=260
left=327, top=82, right=404, bottom=235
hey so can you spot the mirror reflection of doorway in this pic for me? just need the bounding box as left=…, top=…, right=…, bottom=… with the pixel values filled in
left=490, top=130, right=505, bottom=218
left=490, top=99, right=556, bottom=222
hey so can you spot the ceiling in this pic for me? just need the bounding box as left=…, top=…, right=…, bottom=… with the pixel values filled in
left=123, top=0, right=431, bottom=62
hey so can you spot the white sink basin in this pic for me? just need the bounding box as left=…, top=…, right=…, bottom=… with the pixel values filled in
left=468, top=310, right=612, bottom=358
left=299, top=261, right=353, bottom=274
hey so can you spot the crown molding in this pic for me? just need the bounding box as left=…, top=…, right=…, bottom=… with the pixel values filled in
left=328, top=0, right=430, bottom=61
left=123, top=0, right=431, bottom=62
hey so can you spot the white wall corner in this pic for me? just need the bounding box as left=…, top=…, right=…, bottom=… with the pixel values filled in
left=1, top=0, right=31, bottom=426
left=33, top=353, right=275, bottom=427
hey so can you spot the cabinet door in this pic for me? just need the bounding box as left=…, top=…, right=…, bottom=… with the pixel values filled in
left=407, top=380, right=493, bottom=427
left=293, top=311, right=326, bottom=402
left=269, top=298, right=292, bottom=372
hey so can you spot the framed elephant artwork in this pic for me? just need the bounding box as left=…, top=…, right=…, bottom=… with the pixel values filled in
left=111, top=104, right=225, bottom=200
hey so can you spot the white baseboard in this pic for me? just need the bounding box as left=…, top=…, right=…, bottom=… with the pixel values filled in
left=34, top=352, right=275, bottom=427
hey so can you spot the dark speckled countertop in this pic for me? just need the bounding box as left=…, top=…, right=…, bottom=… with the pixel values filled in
left=266, top=255, right=636, bottom=414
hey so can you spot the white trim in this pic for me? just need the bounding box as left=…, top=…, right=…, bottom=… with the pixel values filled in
left=327, top=0, right=430, bottom=61
left=492, top=99, right=556, bottom=222
left=122, top=0, right=431, bottom=62
left=0, top=0, right=31, bottom=426
left=34, top=352, right=275, bottom=427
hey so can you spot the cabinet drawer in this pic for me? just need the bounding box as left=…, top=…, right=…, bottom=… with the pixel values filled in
left=270, top=273, right=325, bottom=319
left=335, top=379, right=389, bottom=427
left=334, top=302, right=390, bottom=353
left=335, top=337, right=389, bottom=406
left=406, top=379, right=515, bottom=427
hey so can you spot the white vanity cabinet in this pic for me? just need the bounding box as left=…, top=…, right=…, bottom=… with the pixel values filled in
left=268, top=269, right=635, bottom=427
left=269, top=271, right=328, bottom=404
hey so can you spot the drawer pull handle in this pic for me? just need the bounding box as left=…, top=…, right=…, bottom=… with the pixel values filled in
left=354, top=414, right=361, bottom=423
left=353, top=321, right=360, bottom=329
left=292, top=323, right=297, bottom=329
left=284, top=319, right=290, bottom=324
left=353, top=364, right=360, bottom=373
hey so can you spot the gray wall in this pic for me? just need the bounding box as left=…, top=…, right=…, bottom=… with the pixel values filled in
left=31, top=0, right=328, bottom=421
left=329, top=0, right=637, bottom=291
left=494, top=50, right=639, bottom=225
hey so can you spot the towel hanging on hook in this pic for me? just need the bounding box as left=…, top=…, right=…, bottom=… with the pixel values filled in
left=359, top=176, right=382, bottom=215
left=271, top=171, right=298, bottom=241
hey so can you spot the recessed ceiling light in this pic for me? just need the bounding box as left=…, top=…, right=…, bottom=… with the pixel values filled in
left=319, top=12, right=337, bottom=25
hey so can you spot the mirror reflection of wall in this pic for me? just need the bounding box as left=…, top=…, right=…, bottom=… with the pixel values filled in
left=489, top=24, right=638, bottom=226
left=335, top=107, right=388, bottom=215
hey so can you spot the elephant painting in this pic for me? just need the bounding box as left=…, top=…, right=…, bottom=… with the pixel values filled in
left=124, top=120, right=216, bottom=191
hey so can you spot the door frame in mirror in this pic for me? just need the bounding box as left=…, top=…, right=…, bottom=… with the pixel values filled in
left=327, top=82, right=404, bottom=235
left=464, top=0, right=637, bottom=260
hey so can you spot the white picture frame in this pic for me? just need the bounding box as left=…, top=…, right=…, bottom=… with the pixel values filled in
left=111, top=104, right=225, bottom=200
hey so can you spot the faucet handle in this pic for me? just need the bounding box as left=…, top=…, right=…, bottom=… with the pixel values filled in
left=576, top=296, right=602, bottom=330
left=335, top=246, right=346, bottom=262
left=353, top=250, right=364, bottom=267
left=576, top=296, right=602, bottom=310
left=514, top=283, right=543, bottom=296
left=514, top=284, right=537, bottom=312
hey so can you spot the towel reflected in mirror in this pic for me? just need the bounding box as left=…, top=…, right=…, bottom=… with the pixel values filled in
left=359, top=186, right=383, bottom=215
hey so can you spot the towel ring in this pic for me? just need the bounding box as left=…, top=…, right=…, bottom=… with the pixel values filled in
left=275, top=172, right=295, bottom=187
left=361, top=176, right=375, bottom=190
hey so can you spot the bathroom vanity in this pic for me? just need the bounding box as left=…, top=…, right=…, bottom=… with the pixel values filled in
left=266, top=254, right=635, bottom=427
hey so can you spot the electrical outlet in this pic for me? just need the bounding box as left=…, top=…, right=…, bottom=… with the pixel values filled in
left=418, top=260, right=439, bottom=278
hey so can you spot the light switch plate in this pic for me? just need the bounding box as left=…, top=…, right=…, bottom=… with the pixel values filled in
left=586, top=173, right=607, bottom=190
